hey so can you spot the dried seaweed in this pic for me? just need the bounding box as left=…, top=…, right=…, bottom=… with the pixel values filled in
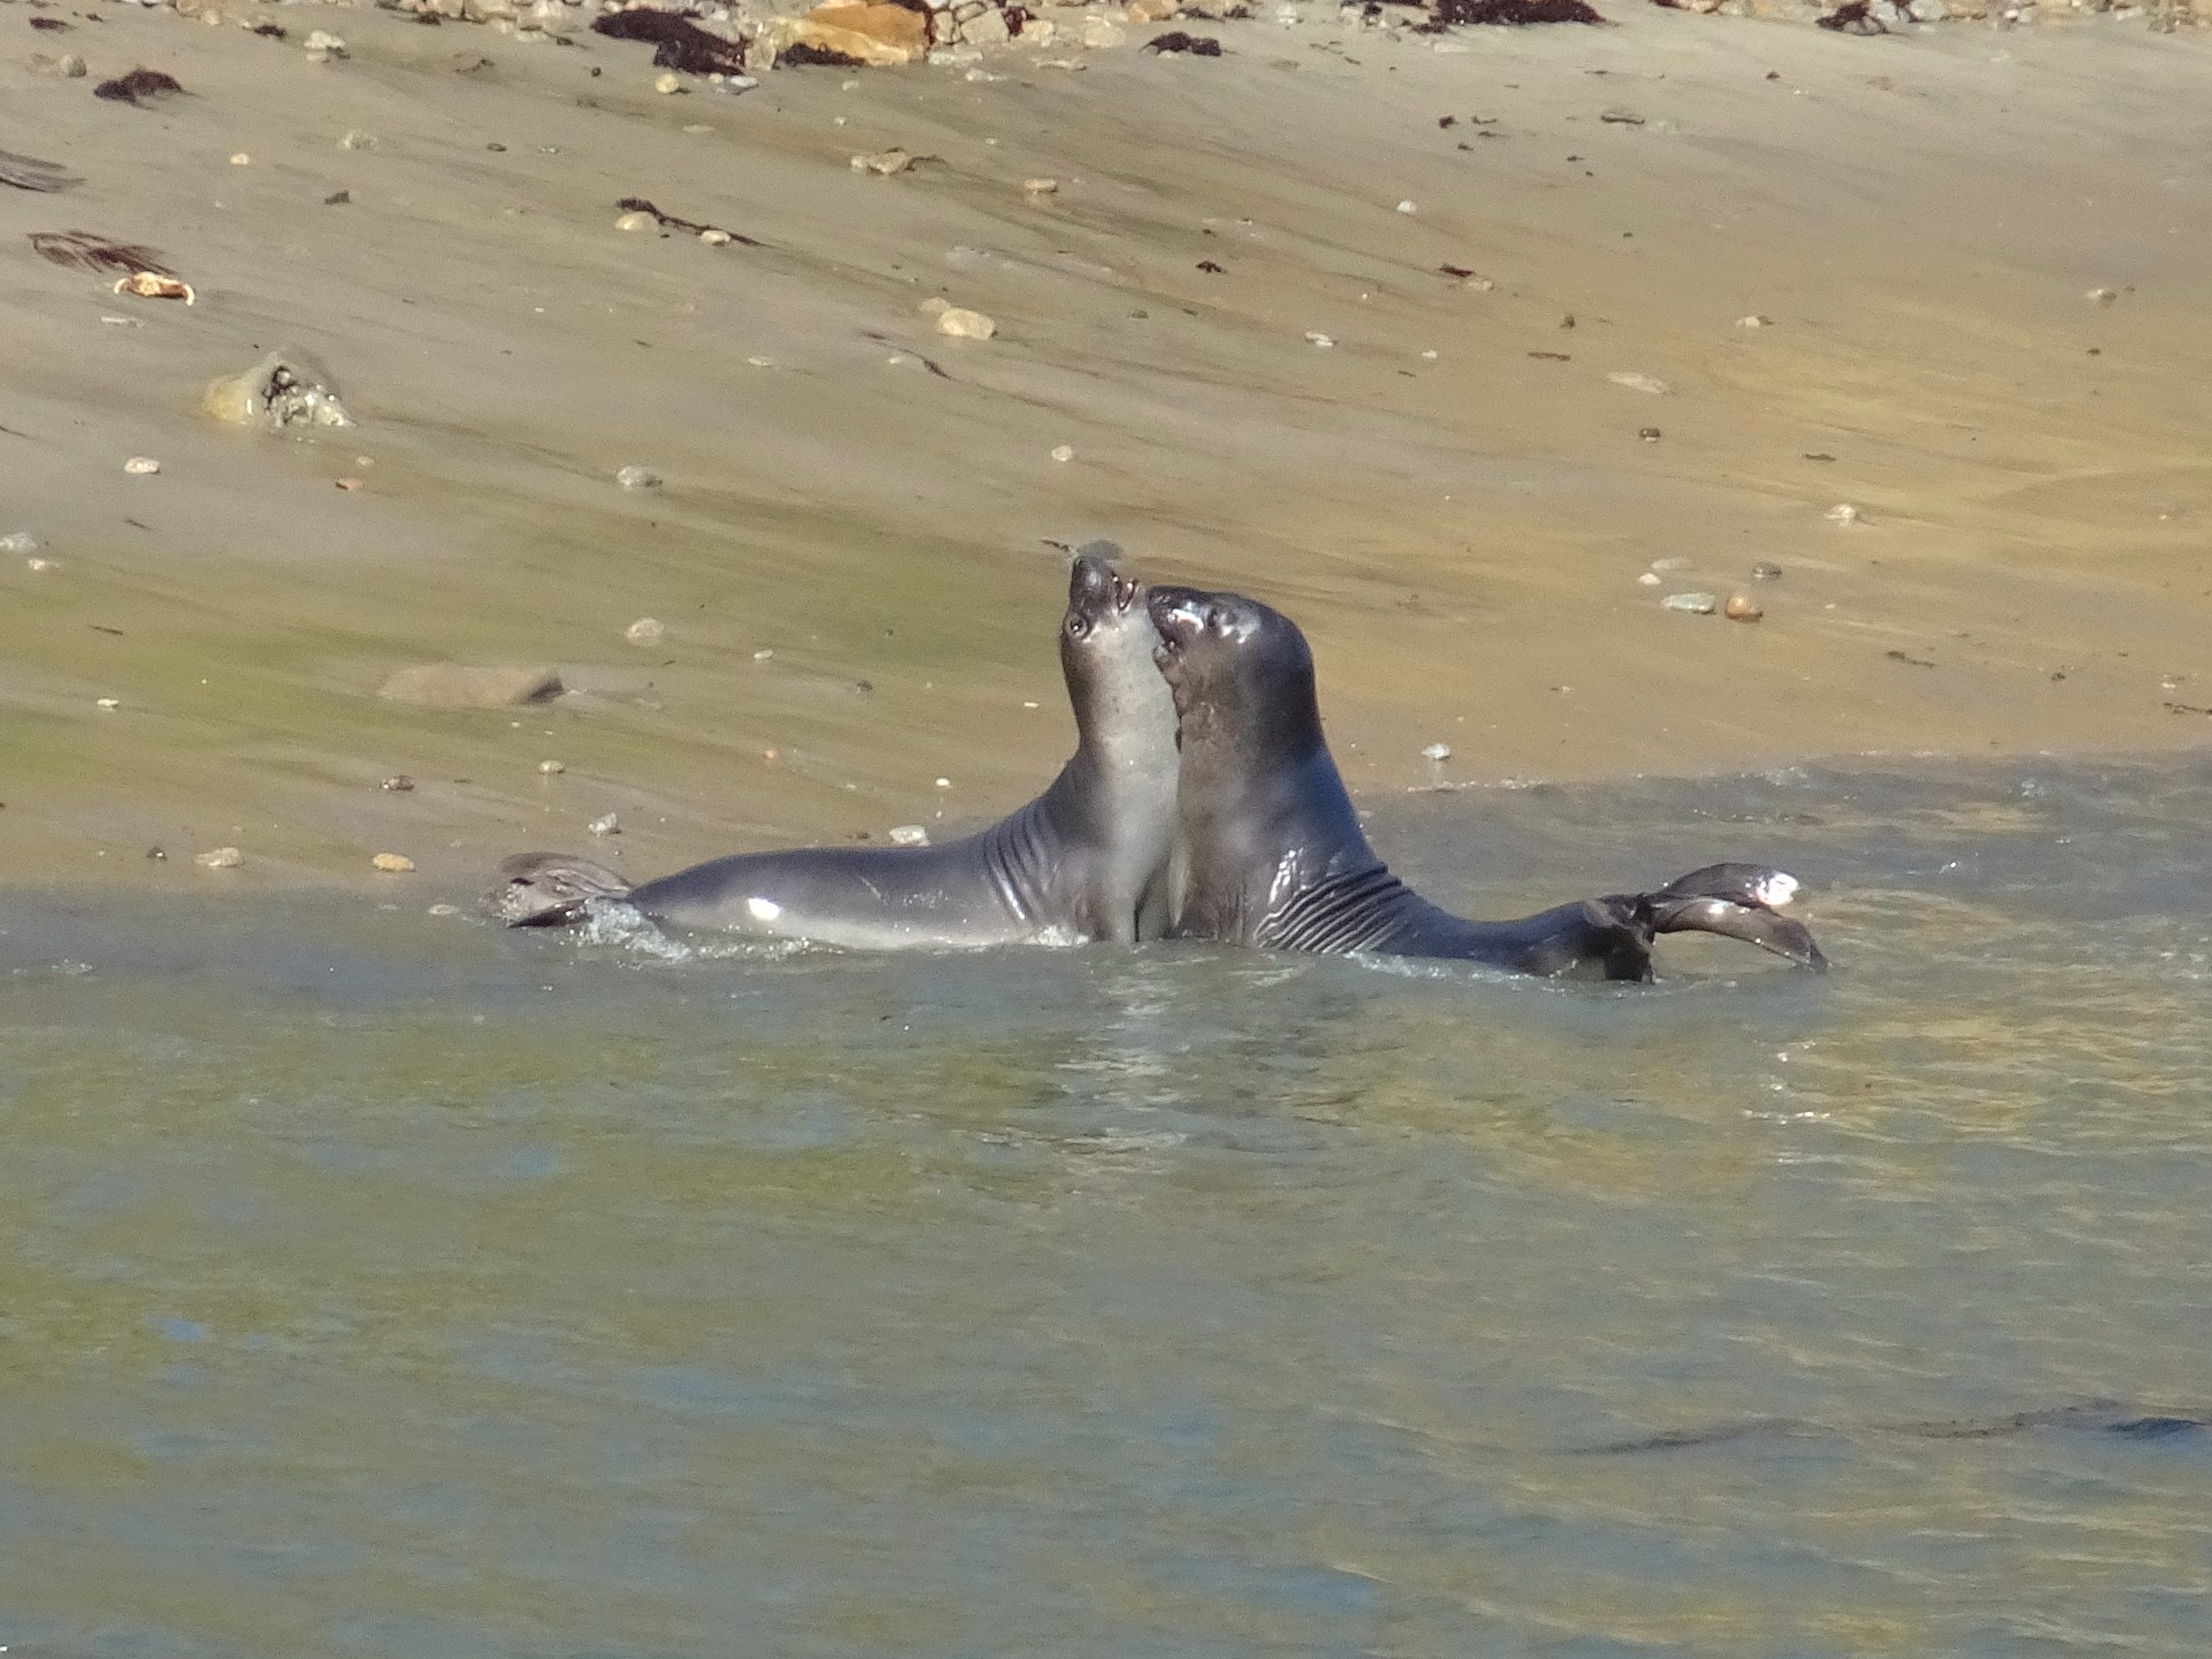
left=29, top=15, right=72, bottom=29
left=1144, top=29, right=1223, bottom=52
left=1815, top=0, right=1886, bottom=28
left=614, top=195, right=762, bottom=247
left=589, top=9, right=748, bottom=75
left=779, top=40, right=866, bottom=67
left=1414, top=0, right=1604, bottom=26
left=0, top=147, right=80, bottom=193
left=93, top=67, right=186, bottom=105
left=29, top=230, right=174, bottom=276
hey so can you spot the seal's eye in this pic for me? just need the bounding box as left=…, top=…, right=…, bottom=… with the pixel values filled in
left=1065, top=613, right=1091, bottom=640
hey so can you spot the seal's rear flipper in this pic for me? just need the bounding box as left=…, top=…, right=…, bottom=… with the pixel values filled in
left=1630, top=863, right=1828, bottom=970
left=483, top=852, right=633, bottom=927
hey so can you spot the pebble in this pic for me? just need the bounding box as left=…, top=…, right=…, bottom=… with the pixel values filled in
left=340, top=130, right=376, bottom=149
left=1735, top=315, right=1770, bottom=328
left=616, top=465, right=663, bottom=490
left=96, top=697, right=120, bottom=710
left=27, top=557, right=54, bottom=572
left=539, top=759, right=566, bottom=774
left=888, top=824, right=930, bottom=847
left=655, top=71, right=683, bottom=94
left=1421, top=741, right=1451, bottom=761
left=624, top=617, right=667, bottom=645
left=936, top=308, right=997, bottom=340
left=588, top=813, right=620, bottom=837
left=852, top=148, right=916, bottom=175
left=28, top=53, right=88, bottom=77
left=124, top=456, right=161, bottom=475
left=1023, top=177, right=1059, bottom=195
left=615, top=211, right=657, bottom=232
left=1826, top=503, right=1860, bottom=524
left=1638, top=427, right=1662, bottom=442
left=378, top=664, right=563, bottom=708
left=1396, top=199, right=1417, bottom=214
left=1751, top=560, right=1783, bottom=580
left=302, top=29, right=346, bottom=60
left=1661, top=591, right=1718, bottom=614
left=1637, top=572, right=1662, bottom=587
left=0, top=533, right=37, bottom=555
left=371, top=852, right=416, bottom=873
left=1305, top=331, right=1334, bottom=348
left=380, top=774, right=415, bottom=791
left=1050, top=444, right=1076, bottom=462
left=1607, top=372, right=1671, bottom=395
left=699, top=228, right=731, bottom=246
left=194, top=847, right=245, bottom=869
left=230, top=153, right=251, bottom=166
left=2087, top=286, right=2118, bottom=305
left=1725, top=594, right=1763, bottom=621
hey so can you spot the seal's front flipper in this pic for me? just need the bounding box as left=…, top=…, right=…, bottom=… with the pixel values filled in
left=483, top=852, right=632, bottom=927
left=1634, top=863, right=1828, bottom=970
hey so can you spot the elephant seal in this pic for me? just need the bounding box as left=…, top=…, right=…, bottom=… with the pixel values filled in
left=1147, top=584, right=1827, bottom=979
left=487, top=547, right=1180, bottom=948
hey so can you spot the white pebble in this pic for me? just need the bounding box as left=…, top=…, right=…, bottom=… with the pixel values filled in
left=888, top=824, right=930, bottom=847
left=1661, top=591, right=1718, bottom=614
left=1305, top=331, right=1334, bottom=348
left=935, top=777, right=952, bottom=789
left=1396, top=199, right=1417, bottom=214
left=1826, top=503, right=1860, bottom=524
left=194, top=846, right=245, bottom=869
left=1050, top=444, right=1076, bottom=462
left=656, top=72, right=683, bottom=94
left=1735, top=315, right=1769, bottom=328
left=538, top=759, right=566, bottom=774
left=588, top=813, right=620, bottom=836
left=1421, top=742, right=1451, bottom=761
left=1637, top=571, right=1662, bottom=587
left=124, top=456, right=161, bottom=475
left=616, top=465, right=663, bottom=490
left=624, top=617, right=667, bottom=645
left=95, top=697, right=120, bottom=710
left=936, top=308, right=997, bottom=340
left=699, top=229, right=731, bottom=246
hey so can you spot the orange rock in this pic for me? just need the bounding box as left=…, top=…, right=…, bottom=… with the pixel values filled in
left=792, top=2, right=926, bottom=62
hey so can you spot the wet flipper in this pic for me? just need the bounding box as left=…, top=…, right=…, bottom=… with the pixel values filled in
left=1612, top=862, right=1829, bottom=971
left=482, top=852, right=633, bottom=927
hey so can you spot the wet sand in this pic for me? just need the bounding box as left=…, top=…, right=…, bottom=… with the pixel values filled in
left=4, top=3, right=2209, bottom=891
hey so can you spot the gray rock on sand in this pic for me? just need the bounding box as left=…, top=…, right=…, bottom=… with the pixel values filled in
left=378, top=664, right=563, bottom=708
left=204, top=352, right=353, bottom=431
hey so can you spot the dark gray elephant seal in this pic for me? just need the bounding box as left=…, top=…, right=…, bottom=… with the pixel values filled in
left=1147, top=584, right=1827, bottom=980
left=488, top=548, right=1180, bottom=947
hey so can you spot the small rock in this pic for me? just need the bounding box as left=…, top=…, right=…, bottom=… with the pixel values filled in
left=378, top=664, right=563, bottom=708
left=340, top=130, right=377, bottom=149
left=1638, top=427, right=1662, bottom=442
left=302, top=29, right=346, bottom=60
left=2087, top=286, right=2118, bottom=306
left=230, top=152, right=251, bottom=166
left=699, top=228, right=731, bottom=246
left=1724, top=594, right=1762, bottom=621
left=588, top=813, right=620, bottom=837
left=1421, top=741, right=1451, bottom=761
left=655, top=70, right=683, bottom=93
left=1826, top=503, right=1860, bottom=524
left=29, top=52, right=88, bottom=77
left=1022, top=177, right=1059, bottom=195
left=1607, top=372, right=1670, bottom=395
left=616, top=211, right=657, bottom=232
left=624, top=617, right=667, bottom=645
left=381, top=775, right=415, bottom=791
left=1751, top=561, right=1783, bottom=580
left=1050, top=444, right=1075, bottom=462
left=851, top=148, right=916, bottom=175
left=96, top=697, right=120, bottom=710
left=1305, top=331, right=1334, bottom=348
left=372, top=852, right=416, bottom=873
left=203, top=352, right=351, bottom=431
left=1735, top=315, right=1770, bottom=328
left=538, top=759, right=566, bottom=774
left=936, top=308, right=997, bottom=340
left=616, top=464, right=663, bottom=490
left=1637, top=572, right=1661, bottom=587
left=1599, top=106, right=1645, bottom=125
left=1396, top=199, right=1417, bottom=214
left=1661, top=591, right=1718, bottom=614
left=124, top=456, right=161, bottom=475
left=27, top=558, right=54, bottom=572
left=194, top=846, right=245, bottom=869
left=888, top=823, right=930, bottom=847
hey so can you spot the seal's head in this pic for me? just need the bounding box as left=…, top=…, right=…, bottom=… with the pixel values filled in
left=1147, top=584, right=1322, bottom=758
left=1053, top=541, right=1173, bottom=763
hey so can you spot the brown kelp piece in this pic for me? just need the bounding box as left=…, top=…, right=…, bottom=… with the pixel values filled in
left=29, top=231, right=174, bottom=275
left=93, top=67, right=186, bottom=104
left=1414, top=0, right=1605, bottom=25
left=589, top=9, right=749, bottom=74
left=0, top=148, right=81, bottom=193
left=613, top=196, right=762, bottom=247
left=778, top=40, right=867, bottom=67
left=1144, top=30, right=1223, bottom=53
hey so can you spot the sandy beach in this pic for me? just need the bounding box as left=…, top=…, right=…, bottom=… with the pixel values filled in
left=3, top=0, right=2209, bottom=891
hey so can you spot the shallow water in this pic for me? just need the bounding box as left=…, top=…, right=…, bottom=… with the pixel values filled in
left=4, top=756, right=2210, bottom=1657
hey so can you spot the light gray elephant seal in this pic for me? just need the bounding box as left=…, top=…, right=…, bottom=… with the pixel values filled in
left=486, top=548, right=1181, bottom=947
left=1147, top=583, right=1827, bottom=980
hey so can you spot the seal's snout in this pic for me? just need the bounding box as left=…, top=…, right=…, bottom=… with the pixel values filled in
left=1069, top=552, right=1116, bottom=611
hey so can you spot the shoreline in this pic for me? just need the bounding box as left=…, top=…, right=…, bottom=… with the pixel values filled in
left=4, top=1, right=2209, bottom=889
